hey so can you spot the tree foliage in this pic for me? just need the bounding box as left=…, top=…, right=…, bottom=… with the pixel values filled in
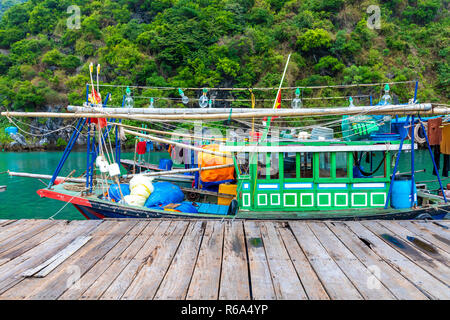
left=0, top=0, right=447, bottom=113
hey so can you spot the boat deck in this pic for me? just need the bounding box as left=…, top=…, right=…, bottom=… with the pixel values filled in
left=0, top=218, right=448, bottom=300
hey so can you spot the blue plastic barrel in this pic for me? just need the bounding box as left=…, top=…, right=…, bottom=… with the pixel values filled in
left=159, top=158, right=173, bottom=170
left=391, top=175, right=417, bottom=209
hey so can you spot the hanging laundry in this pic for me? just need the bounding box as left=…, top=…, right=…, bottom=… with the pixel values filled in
left=137, top=141, right=147, bottom=155
left=428, top=117, right=442, bottom=146
left=439, top=124, right=450, bottom=177
left=432, top=145, right=441, bottom=176
left=146, top=141, right=153, bottom=153
left=440, top=124, right=450, bottom=155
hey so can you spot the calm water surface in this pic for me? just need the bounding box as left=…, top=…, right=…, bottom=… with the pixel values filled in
left=0, top=149, right=446, bottom=220
left=0, top=151, right=172, bottom=220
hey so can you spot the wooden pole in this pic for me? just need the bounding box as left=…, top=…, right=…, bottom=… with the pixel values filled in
left=2, top=104, right=436, bottom=120
left=110, top=122, right=223, bottom=142
left=8, top=171, right=85, bottom=183
left=122, top=128, right=232, bottom=158
left=123, top=163, right=234, bottom=179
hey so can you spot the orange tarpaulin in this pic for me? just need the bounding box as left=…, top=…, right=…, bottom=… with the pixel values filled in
left=198, top=144, right=234, bottom=182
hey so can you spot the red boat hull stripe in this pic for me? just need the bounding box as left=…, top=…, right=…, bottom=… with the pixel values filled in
left=37, top=189, right=92, bottom=207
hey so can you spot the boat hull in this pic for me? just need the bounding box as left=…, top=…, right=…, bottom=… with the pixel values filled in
left=38, top=187, right=448, bottom=221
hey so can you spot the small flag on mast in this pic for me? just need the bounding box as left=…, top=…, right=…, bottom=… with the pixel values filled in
left=263, top=89, right=281, bottom=122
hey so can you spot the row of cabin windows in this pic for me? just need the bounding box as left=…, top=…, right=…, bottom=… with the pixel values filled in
left=236, top=151, right=385, bottom=180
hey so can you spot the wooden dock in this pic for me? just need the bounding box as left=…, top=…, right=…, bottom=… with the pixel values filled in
left=0, top=218, right=448, bottom=300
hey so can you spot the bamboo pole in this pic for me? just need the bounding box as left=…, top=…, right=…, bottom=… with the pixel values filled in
left=122, top=128, right=232, bottom=158
left=8, top=171, right=85, bottom=183
left=110, top=122, right=224, bottom=142
left=2, top=104, right=436, bottom=121
left=123, top=163, right=235, bottom=179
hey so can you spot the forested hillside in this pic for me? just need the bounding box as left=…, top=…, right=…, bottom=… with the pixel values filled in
left=0, top=0, right=448, bottom=114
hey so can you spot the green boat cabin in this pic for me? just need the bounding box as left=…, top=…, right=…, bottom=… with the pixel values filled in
left=221, top=140, right=415, bottom=212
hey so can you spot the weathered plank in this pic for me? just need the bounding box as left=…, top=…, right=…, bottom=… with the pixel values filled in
left=308, top=222, right=396, bottom=300
left=154, top=221, right=206, bottom=299
left=325, top=221, right=427, bottom=300
left=397, top=221, right=450, bottom=254
left=377, top=221, right=450, bottom=266
left=344, top=221, right=450, bottom=299
left=40, top=221, right=147, bottom=296
left=121, top=221, right=189, bottom=300
left=0, top=221, right=68, bottom=267
left=242, top=221, right=276, bottom=300
left=219, top=221, right=250, bottom=300
left=22, top=235, right=93, bottom=277
left=20, top=221, right=138, bottom=300
left=0, top=220, right=102, bottom=297
left=414, top=221, right=450, bottom=239
left=74, top=221, right=160, bottom=300
left=99, top=220, right=173, bottom=300
left=0, top=220, right=40, bottom=245
left=277, top=224, right=329, bottom=300
left=362, top=221, right=450, bottom=285
left=259, top=222, right=308, bottom=299
left=186, top=221, right=224, bottom=300
left=0, top=220, right=54, bottom=255
left=288, top=221, right=363, bottom=300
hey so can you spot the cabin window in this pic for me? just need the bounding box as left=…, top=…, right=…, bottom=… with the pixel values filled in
left=269, top=153, right=280, bottom=179
left=299, top=152, right=313, bottom=178
left=336, top=152, right=348, bottom=178
left=354, top=151, right=387, bottom=178
left=236, top=152, right=250, bottom=176
left=257, top=153, right=268, bottom=179
left=319, top=152, right=331, bottom=178
left=283, top=152, right=297, bottom=179
left=257, top=153, right=279, bottom=180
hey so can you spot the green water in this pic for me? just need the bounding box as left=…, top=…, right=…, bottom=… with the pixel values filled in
left=0, top=151, right=173, bottom=220
left=0, top=149, right=447, bottom=220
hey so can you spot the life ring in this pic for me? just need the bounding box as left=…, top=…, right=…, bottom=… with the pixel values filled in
left=414, top=122, right=427, bottom=144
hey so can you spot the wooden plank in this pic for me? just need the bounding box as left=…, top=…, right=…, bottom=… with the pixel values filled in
left=61, top=221, right=158, bottom=300
left=0, top=220, right=102, bottom=296
left=362, top=221, right=450, bottom=285
left=344, top=221, right=450, bottom=299
left=121, top=221, right=189, bottom=300
left=308, top=222, right=396, bottom=300
left=0, top=221, right=68, bottom=267
left=258, top=222, right=308, bottom=299
left=377, top=221, right=450, bottom=266
left=219, top=221, right=250, bottom=300
left=414, top=221, right=450, bottom=239
left=99, top=221, right=177, bottom=300
left=21, top=221, right=138, bottom=300
left=277, top=225, right=329, bottom=300
left=186, top=221, right=224, bottom=300
left=0, top=220, right=40, bottom=244
left=325, top=222, right=427, bottom=300
left=242, top=221, right=276, bottom=300
left=288, top=221, right=363, bottom=300
left=154, top=221, right=206, bottom=299
left=22, top=236, right=92, bottom=277
left=0, top=220, right=16, bottom=227
left=397, top=221, right=450, bottom=253
left=0, top=220, right=55, bottom=256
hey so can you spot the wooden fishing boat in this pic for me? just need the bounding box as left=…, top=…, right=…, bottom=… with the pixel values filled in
left=3, top=59, right=448, bottom=220
left=34, top=137, right=449, bottom=220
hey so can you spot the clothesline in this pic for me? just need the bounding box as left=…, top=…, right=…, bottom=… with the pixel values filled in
left=90, top=80, right=417, bottom=91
